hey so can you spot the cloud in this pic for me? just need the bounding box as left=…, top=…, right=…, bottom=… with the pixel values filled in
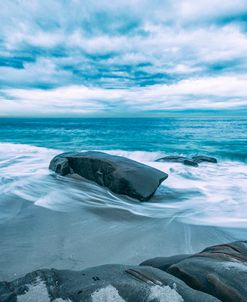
left=0, top=0, right=247, bottom=116
left=1, top=75, right=246, bottom=116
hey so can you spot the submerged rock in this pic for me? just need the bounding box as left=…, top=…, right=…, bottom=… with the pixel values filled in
left=0, top=264, right=221, bottom=302
left=156, top=155, right=218, bottom=167
left=192, top=156, right=217, bottom=164
left=156, top=156, right=198, bottom=167
left=49, top=151, right=168, bottom=201
left=141, top=241, right=247, bottom=302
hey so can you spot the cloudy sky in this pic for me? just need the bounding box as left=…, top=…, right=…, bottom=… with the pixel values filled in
left=0, top=0, right=247, bottom=117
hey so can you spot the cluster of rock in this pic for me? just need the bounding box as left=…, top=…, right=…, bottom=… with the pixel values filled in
left=1, top=241, right=246, bottom=301
left=49, top=151, right=217, bottom=201
left=156, top=155, right=217, bottom=167
left=141, top=240, right=247, bottom=302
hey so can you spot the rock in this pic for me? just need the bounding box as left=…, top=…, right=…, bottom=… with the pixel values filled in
left=49, top=151, right=168, bottom=201
left=156, top=155, right=218, bottom=167
left=140, top=254, right=192, bottom=271
left=192, top=156, right=217, bottom=164
left=167, top=241, right=247, bottom=302
left=156, top=156, right=198, bottom=167
left=0, top=264, right=221, bottom=302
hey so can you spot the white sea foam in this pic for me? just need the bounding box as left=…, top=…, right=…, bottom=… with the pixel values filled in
left=91, top=285, right=126, bottom=302
left=104, top=149, right=247, bottom=227
left=90, top=284, right=184, bottom=302
left=17, top=278, right=50, bottom=302
left=1, top=142, right=247, bottom=227
left=17, top=277, right=72, bottom=302
left=102, top=150, right=163, bottom=163
left=148, top=285, right=184, bottom=302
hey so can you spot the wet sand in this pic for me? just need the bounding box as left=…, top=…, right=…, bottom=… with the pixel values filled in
left=0, top=197, right=245, bottom=281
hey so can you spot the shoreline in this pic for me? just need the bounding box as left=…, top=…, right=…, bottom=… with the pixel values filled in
left=0, top=198, right=245, bottom=282
left=1, top=238, right=246, bottom=301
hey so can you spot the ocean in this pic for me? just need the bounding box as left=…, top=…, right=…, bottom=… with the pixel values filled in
left=0, top=117, right=247, bottom=280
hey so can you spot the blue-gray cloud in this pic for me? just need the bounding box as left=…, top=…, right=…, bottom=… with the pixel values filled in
left=0, top=0, right=247, bottom=116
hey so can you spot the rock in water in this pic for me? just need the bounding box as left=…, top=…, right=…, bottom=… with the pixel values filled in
left=167, top=241, right=247, bottom=302
left=192, top=156, right=217, bottom=164
left=156, top=156, right=199, bottom=167
left=156, top=155, right=218, bottom=167
left=49, top=151, right=168, bottom=201
left=0, top=264, right=221, bottom=302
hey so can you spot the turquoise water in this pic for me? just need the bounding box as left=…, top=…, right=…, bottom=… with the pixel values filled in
left=0, top=117, right=247, bottom=226
left=0, top=118, right=246, bottom=161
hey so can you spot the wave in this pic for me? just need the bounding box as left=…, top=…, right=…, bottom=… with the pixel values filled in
left=0, top=142, right=247, bottom=228
left=214, top=152, right=247, bottom=163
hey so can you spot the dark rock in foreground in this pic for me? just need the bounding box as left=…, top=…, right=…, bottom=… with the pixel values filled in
left=49, top=151, right=168, bottom=201
left=156, top=156, right=198, bottom=167
left=156, top=155, right=218, bottom=167
left=2, top=241, right=245, bottom=302
left=142, top=241, right=247, bottom=302
left=0, top=265, right=220, bottom=302
left=168, top=241, right=247, bottom=302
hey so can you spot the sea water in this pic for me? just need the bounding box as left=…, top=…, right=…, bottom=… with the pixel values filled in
left=0, top=117, right=246, bottom=280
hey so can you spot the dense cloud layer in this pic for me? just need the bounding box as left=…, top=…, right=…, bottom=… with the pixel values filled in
left=0, top=0, right=247, bottom=116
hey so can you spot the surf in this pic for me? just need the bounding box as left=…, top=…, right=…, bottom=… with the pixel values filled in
left=0, top=142, right=246, bottom=228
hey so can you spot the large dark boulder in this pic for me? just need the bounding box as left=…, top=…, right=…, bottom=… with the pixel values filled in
left=0, top=264, right=221, bottom=302
left=49, top=151, right=168, bottom=201
left=167, top=241, right=247, bottom=302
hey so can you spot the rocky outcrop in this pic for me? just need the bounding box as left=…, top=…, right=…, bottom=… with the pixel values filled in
left=49, top=151, right=168, bottom=201
left=141, top=241, right=247, bottom=302
left=0, top=265, right=221, bottom=302
left=156, top=155, right=217, bottom=167
left=2, top=241, right=245, bottom=302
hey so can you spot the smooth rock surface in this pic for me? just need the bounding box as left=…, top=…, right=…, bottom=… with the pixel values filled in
left=0, top=265, right=221, bottom=302
left=167, top=241, right=247, bottom=302
left=49, top=151, right=168, bottom=201
left=140, top=254, right=192, bottom=271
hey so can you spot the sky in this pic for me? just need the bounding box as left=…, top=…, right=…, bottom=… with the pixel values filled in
left=0, top=0, right=247, bottom=117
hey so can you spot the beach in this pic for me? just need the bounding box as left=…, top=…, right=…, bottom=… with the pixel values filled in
left=0, top=118, right=246, bottom=282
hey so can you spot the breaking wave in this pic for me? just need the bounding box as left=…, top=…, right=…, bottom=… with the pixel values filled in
left=0, top=142, right=247, bottom=227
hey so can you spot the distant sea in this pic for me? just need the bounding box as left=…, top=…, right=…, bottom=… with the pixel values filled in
left=0, top=118, right=246, bottom=161
left=0, top=117, right=247, bottom=280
